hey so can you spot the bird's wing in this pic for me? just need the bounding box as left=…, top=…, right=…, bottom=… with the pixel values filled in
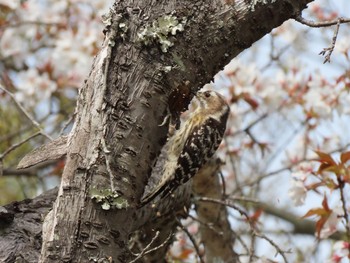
left=140, top=118, right=223, bottom=206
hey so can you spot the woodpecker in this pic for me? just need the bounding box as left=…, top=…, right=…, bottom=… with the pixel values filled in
left=140, top=90, right=230, bottom=206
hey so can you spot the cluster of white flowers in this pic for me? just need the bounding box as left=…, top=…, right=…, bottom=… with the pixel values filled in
left=15, top=68, right=57, bottom=107
left=288, top=179, right=307, bottom=206
left=214, top=43, right=350, bottom=248
left=215, top=57, right=350, bottom=122
left=335, top=38, right=350, bottom=55
left=0, top=0, right=20, bottom=9
left=287, top=168, right=310, bottom=206
left=328, top=241, right=350, bottom=263
left=0, top=0, right=113, bottom=107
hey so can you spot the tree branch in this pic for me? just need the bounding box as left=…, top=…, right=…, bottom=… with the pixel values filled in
left=295, top=15, right=350, bottom=28
left=192, top=158, right=239, bottom=262
left=0, top=85, right=52, bottom=141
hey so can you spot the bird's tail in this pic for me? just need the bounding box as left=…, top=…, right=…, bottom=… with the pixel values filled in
left=139, top=182, right=169, bottom=207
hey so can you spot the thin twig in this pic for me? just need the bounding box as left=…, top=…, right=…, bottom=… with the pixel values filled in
left=235, top=234, right=250, bottom=255
left=295, top=15, right=350, bottom=28
left=238, top=253, right=277, bottom=263
left=0, top=113, right=51, bottom=142
left=338, top=177, right=350, bottom=256
left=226, top=111, right=273, bottom=194
left=0, top=20, right=64, bottom=30
left=261, top=34, right=291, bottom=72
left=219, top=171, right=227, bottom=198
left=0, top=132, right=41, bottom=160
left=187, top=214, right=224, bottom=237
left=254, top=232, right=291, bottom=263
left=248, top=232, right=255, bottom=263
left=130, top=231, right=173, bottom=263
left=228, top=196, right=260, bottom=203
left=241, top=142, right=350, bottom=188
left=0, top=85, right=52, bottom=140
left=318, top=18, right=341, bottom=63
left=59, top=114, right=75, bottom=136
left=263, top=119, right=307, bottom=175
left=176, top=219, right=205, bottom=263
left=2, top=160, right=58, bottom=176
left=230, top=112, right=269, bottom=137
left=195, top=197, right=252, bottom=226
left=226, top=146, right=241, bottom=193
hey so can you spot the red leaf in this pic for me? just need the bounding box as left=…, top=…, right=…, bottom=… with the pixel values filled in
left=322, top=195, right=331, bottom=212
left=307, top=182, right=325, bottom=190
left=302, top=196, right=331, bottom=218
left=315, top=216, right=329, bottom=238
left=317, top=162, right=332, bottom=174
left=241, top=93, right=259, bottom=109
left=302, top=208, right=326, bottom=218
left=341, top=151, right=350, bottom=164
left=258, top=143, right=270, bottom=157
left=324, top=178, right=339, bottom=190
left=302, top=196, right=332, bottom=238
left=250, top=208, right=263, bottom=223
left=315, top=151, right=337, bottom=166
left=176, top=248, right=194, bottom=260
left=344, top=169, right=350, bottom=184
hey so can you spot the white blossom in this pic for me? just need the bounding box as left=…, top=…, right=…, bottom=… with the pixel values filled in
left=335, top=38, right=350, bottom=55
left=304, top=88, right=332, bottom=118
left=15, top=69, right=57, bottom=107
left=0, top=0, right=20, bottom=9
left=319, top=207, right=343, bottom=239
left=0, top=28, right=28, bottom=58
left=288, top=180, right=307, bottom=206
left=291, top=171, right=308, bottom=181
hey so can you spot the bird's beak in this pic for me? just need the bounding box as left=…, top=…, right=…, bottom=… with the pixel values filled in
left=195, top=92, right=204, bottom=99
left=190, top=93, right=201, bottom=110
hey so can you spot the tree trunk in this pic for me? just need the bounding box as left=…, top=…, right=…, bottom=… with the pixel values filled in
left=5, top=0, right=314, bottom=262
left=192, top=159, right=238, bottom=262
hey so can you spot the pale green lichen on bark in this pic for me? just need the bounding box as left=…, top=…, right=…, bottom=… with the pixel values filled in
left=88, top=256, right=111, bottom=263
left=172, top=53, right=186, bottom=71
left=137, top=14, right=187, bottom=52
left=101, top=11, right=113, bottom=27
left=249, top=0, right=277, bottom=11
left=162, top=66, right=172, bottom=73
left=90, top=187, right=129, bottom=210
left=101, top=10, right=128, bottom=43
left=118, top=22, right=128, bottom=39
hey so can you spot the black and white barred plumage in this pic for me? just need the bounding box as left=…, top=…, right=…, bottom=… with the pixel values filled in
left=140, top=90, right=230, bottom=206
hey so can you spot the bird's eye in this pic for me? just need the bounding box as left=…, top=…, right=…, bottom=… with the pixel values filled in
left=204, top=91, right=211, bottom=98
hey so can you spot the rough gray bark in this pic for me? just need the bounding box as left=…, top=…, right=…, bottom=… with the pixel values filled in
left=1, top=185, right=346, bottom=262
left=0, top=188, right=57, bottom=263
left=6, top=0, right=314, bottom=262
